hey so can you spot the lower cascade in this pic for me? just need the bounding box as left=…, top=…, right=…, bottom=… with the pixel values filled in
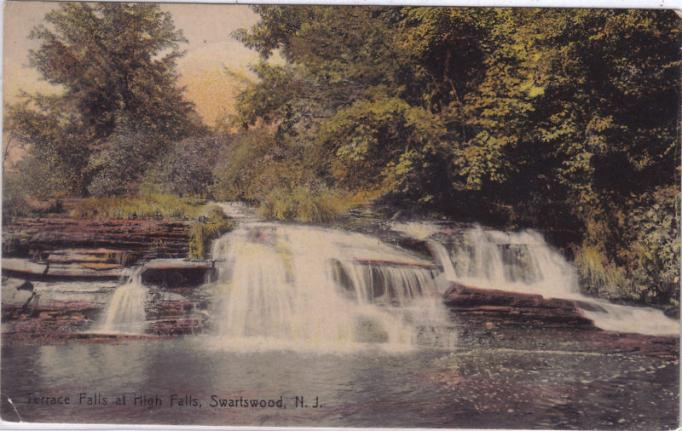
left=210, top=223, right=454, bottom=351
left=394, top=223, right=679, bottom=336
left=96, top=267, right=148, bottom=334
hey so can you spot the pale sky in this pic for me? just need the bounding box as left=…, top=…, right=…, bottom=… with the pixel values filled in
left=3, top=2, right=267, bottom=126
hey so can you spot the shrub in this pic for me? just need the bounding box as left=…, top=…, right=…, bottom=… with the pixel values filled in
left=188, top=206, right=235, bottom=259
left=145, top=135, right=227, bottom=198
left=258, top=186, right=352, bottom=223
left=574, top=244, right=632, bottom=300
left=2, top=172, right=33, bottom=220
left=87, top=129, right=167, bottom=197
left=619, top=186, right=680, bottom=305
left=576, top=185, right=680, bottom=306
left=211, top=128, right=285, bottom=202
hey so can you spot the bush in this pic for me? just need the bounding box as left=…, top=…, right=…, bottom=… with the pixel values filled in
left=258, top=186, right=351, bottom=223
left=188, top=206, right=235, bottom=259
left=145, top=135, right=227, bottom=198
left=576, top=185, right=680, bottom=306
left=211, top=128, right=286, bottom=202
left=619, top=186, right=680, bottom=305
left=575, top=244, right=632, bottom=300
left=87, top=128, right=167, bottom=197
left=2, top=172, right=33, bottom=221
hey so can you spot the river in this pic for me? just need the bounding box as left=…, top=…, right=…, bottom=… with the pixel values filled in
left=2, top=335, right=678, bottom=428
left=1, top=203, right=679, bottom=428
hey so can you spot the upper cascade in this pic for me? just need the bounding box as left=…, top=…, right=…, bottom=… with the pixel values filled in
left=392, top=222, right=679, bottom=336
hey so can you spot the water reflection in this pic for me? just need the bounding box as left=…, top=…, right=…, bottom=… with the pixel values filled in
left=2, top=337, right=678, bottom=429
left=38, top=343, right=149, bottom=389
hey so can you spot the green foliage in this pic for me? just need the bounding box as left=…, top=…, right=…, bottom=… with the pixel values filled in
left=146, top=135, right=228, bottom=198
left=69, top=193, right=205, bottom=220
left=211, top=128, right=283, bottom=202
left=27, top=3, right=198, bottom=140
left=574, top=185, right=680, bottom=305
left=618, top=186, right=680, bottom=304
left=258, top=186, right=349, bottom=224
left=232, top=7, right=680, bottom=305
left=87, top=126, right=168, bottom=196
left=5, top=3, right=203, bottom=198
left=575, top=244, right=631, bottom=300
left=317, top=96, right=449, bottom=205
left=2, top=171, right=33, bottom=220
left=188, top=206, right=235, bottom=259
left=5, top=97, right=92, bottom=195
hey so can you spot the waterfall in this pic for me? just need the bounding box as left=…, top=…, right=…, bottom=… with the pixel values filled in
left=438, top=226, right=579, bottom=297
left=96, top=267, right=148, bottom=334
left=210, top=223, right=453, bottom=352
left=394, top=223, right=679, bottom=336
left=426, top=241, right=459, bottom=283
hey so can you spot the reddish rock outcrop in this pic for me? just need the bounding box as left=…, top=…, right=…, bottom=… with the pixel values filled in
left=443, top=282, right=595, bottom=328
left=3, top=217, right=191, bottom=260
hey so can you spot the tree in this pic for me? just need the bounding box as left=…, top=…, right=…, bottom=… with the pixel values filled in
left=231, top=6, right=680, bottom=304
left=6, top=3, right=202, bottom=196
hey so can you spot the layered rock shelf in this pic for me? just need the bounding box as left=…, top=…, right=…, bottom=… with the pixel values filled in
left=443, top=282, right=596, bottom=328
left=3, top=217, right=191, bottom=260
left=2, top=257, right=123, bottom=281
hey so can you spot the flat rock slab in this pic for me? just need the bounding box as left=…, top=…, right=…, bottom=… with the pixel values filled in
left=143, top=259, right=214, bottom=270
left=443, top=282, right=595, bottom=328
left=2, top=258, right=122, bottom=281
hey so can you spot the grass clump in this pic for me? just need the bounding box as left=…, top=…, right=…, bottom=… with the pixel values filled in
left=258, top=186, right=355, bottom=224
left=69, top=193, right=206, bottom=220
left=189, top=206, right=235, bottom=259
left=574, top=244, right=631, bottom=300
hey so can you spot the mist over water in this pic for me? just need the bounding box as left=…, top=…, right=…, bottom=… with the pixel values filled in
left=393, top=222, right=679, bottom=336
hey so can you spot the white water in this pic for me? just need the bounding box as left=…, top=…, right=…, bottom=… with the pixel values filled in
left=96, top=267, right=148, bottom=334
left=213, top=201, right=258, bottom=222
left=210, top=223, right=454, bottom=352
left=393, top=222, right=679, bottom=336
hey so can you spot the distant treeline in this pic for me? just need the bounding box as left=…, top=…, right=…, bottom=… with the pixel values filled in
left=4, top=5, right=680, bottom=306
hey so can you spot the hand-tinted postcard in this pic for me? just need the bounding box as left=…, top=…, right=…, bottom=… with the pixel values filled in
left=1, top=2, right=679, bottom=429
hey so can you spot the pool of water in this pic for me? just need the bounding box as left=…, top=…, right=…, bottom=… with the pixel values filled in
left=2, top=335, right=678, bottom=429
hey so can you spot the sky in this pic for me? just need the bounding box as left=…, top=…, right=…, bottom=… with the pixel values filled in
left=3, top=2, right=266, bottom=126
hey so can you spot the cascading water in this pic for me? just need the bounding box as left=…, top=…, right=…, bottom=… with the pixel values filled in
left=210, top=222, right=454, bottom=352
left=393, top=222, right=679, bottom=336
left=96, top=267, right=148, bottom=334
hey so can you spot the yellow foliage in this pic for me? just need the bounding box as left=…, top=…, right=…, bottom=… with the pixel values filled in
left=258, top=186, right=377, bottom=224
left=69, top=193, right=206, bottom=220
left=188, top=205, right=235, bottom=259
left=574, top=244, right=631, bottom=298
